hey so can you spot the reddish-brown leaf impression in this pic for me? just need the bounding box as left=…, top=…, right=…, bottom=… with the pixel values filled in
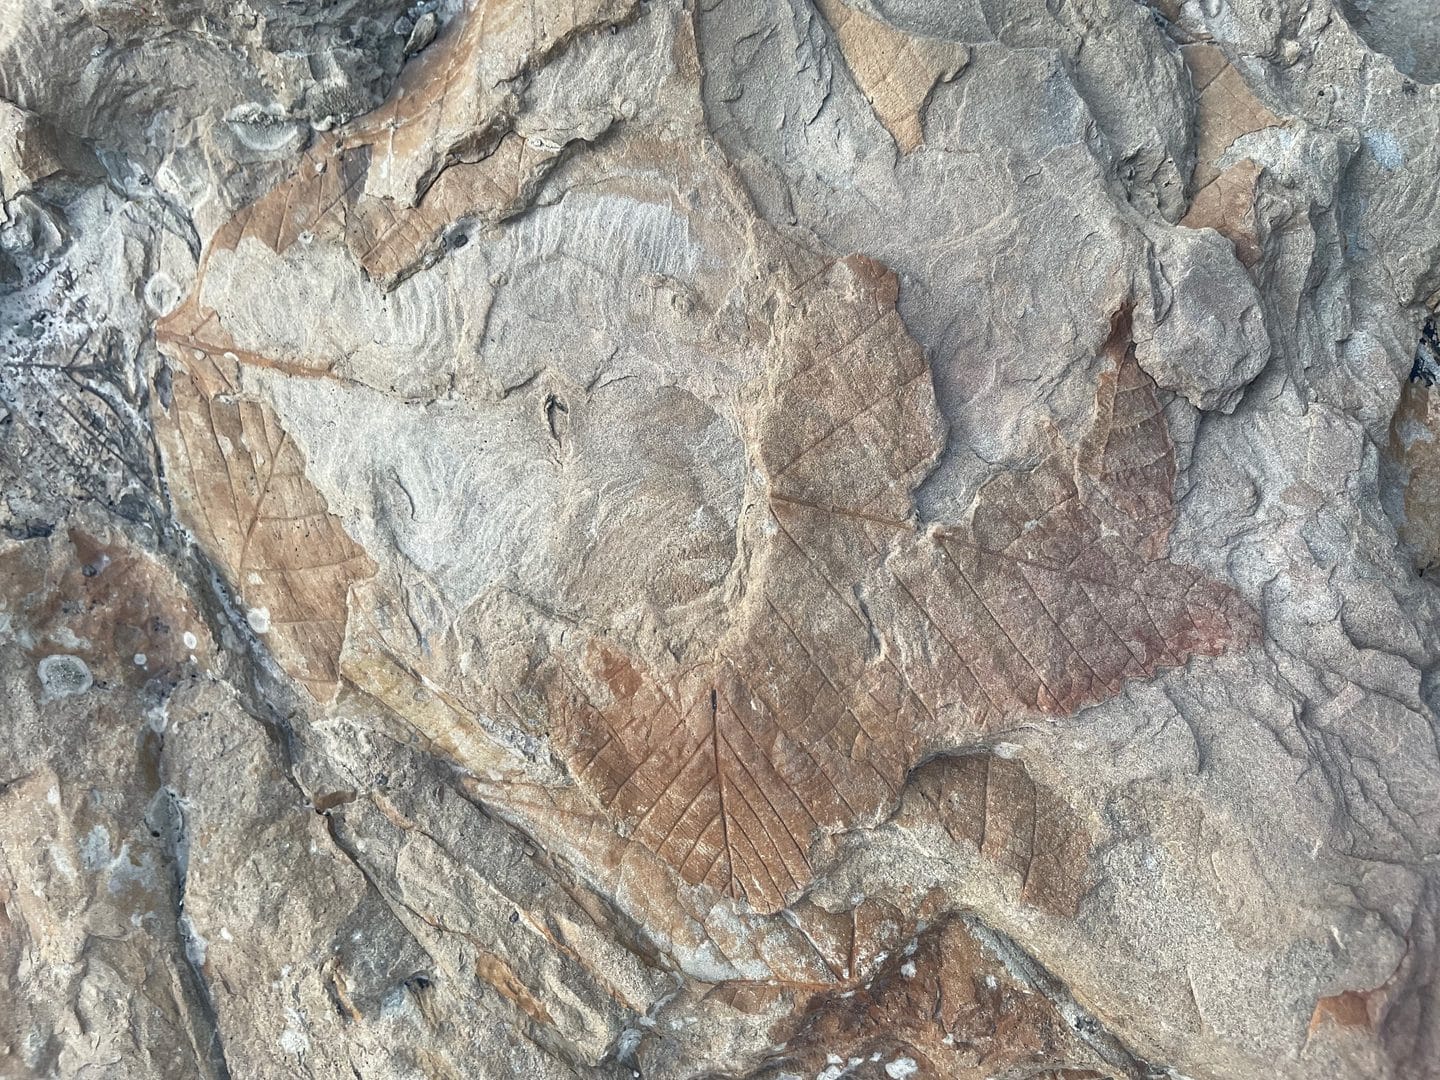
left=142, top=0, right=1256, bottom=921
left=897, top=753, right=1092, bottom=916
left=746, top=915, right=1110, bottom=1079
left=551, top=256, right=1257, bottom=913
left=155, top=361, right=376, bottom=698
left=189, top=0, right=628, bottom=288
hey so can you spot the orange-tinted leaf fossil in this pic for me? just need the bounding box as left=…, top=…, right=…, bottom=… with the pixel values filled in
left=165, top=0, right=633, bottom=302
left=812, top=0, right=968, bottom=154
left=156, top=236, right=1254, bottom=906
left=745, top=915, right=1110, bottom=1079
left=155, top=361, right=375, bottom=699
left=551, top=258, right=1257, bottom=913
left=897, top=752, right=1091, bottom=916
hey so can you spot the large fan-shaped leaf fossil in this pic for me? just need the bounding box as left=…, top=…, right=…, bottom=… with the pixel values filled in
left=156, top=246, right=1255, bottom=913
left=549, top=257, right=1258, bottom=913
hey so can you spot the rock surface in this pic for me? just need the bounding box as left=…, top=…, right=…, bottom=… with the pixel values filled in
left=3, top=0, right=1440, bottom=1077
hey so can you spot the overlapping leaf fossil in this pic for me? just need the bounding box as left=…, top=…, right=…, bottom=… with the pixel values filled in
left=155, top=244, right=1254, bottom=912
left=146, top=0, right=1255, bottom=918
left=550, top=256, right=1257, bottom=913
left=897, top=752, right=1091, bottom=917
left=157, top=0, right=632, bottom=308
left=152, top=0, right=632, bottom=697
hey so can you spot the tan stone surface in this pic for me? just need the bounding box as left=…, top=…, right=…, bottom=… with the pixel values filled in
left=4, top=0, right=1440, bottom=1077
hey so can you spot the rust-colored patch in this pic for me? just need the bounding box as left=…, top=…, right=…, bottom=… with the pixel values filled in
left=1388, top=378, right=1440, bottom=574
left=322, top=957, right=364, bottom=1023
left=551, top=273, right=1258, bottom=913
left=1182, top=158, right=1263, bottom=266
left=597, top=646, right=645, bottom=702
left=896, top=753, right=1091, bottom=916
left=0, top=525, right=210, bottom=687
left=744, top=916, right=1108, bottom=1079
left=475, top=950, right=556, bottom=1027
left=1309, top=988, right=1381, bottom=1035
left=153, top=362, right=375, bottom=700
left=1179, top=44, right=1282, bottom=264
left=813, top=0, right=967, bottom=153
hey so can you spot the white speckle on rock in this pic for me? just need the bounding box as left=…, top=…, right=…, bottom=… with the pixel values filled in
left=179, top=913, right=208, bottom=967
left=145, top=703, right=170, bottom=734
left=246, top=607, right=271, bottom=634
left=106, top=843, right=156, bottom=892
left=143, top=271, right=180, bottom=315
left=50, top=627, right=86, bottom=649
left=380, top=986, right=412, bottom=1018
left=278, top=1006, right=310, bottom=1055
left=182, top=631, right=198, bottom=650
left=1364, top=130, right=1403, bottom=171
left=884, top=1057, right=918, bottom=1079
left=74, top=826, right=107, bottom=869
left=900, top=960, right=917, bottom=978
left=133, top=653, right=147, bottom=667
left=37, top=654, right=93, bottom=700
left=46, top=785, right=60, bottom=806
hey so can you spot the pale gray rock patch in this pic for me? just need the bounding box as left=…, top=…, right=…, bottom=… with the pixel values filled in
left=36, top=653, right=92, bottom=700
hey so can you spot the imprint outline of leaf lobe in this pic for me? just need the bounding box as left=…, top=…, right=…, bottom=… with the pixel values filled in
left=553, top=257, right=1258, bottom=914
left=155, top=363, right=376, bottom=700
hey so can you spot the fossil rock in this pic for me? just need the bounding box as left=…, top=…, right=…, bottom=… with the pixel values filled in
left=4, top=0, right=1440, bottom=1078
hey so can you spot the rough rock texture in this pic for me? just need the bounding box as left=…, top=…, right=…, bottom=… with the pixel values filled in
left=4, top=0, right=1440, bottom=1077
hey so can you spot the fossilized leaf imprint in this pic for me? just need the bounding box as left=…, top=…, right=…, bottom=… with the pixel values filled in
left=1178, top=44, right=1282, bottom=266
left=812, top=0, right=968, bottom=154
left=897, top=753, right=1090, bottom=916
left=158, top=0, right=632, bottom=352
left=156, top=359, right=375, bottom=699
left=746, top=916, right=1109, bottom=1079
left=552, top=258, right=1257, bottom=913
left=152, top=0, right=638, bottom=696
